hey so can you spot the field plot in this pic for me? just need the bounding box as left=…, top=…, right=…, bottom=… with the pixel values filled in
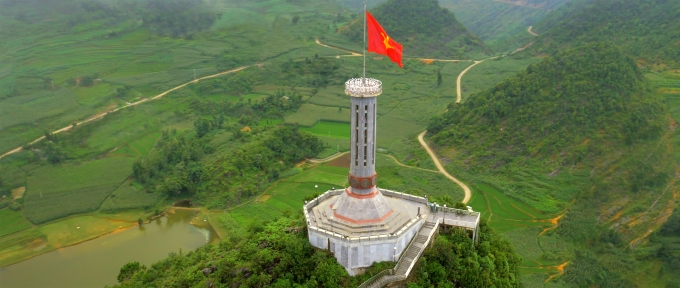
left=0, top=209, right=33, bottom=237
left=646, top=72, right=680, bottom=95
left=0, top=228, right=46, bottom=267
left=23, top=156, right=135, bottom=224
left=285, top=104, right=350, bottom=126
left=468, top=183, right=546, bottom=232
left=100, top=180, right=162, bottom=212
left=227, top=165, right=347, bottom=227
left=465, top=182, right=574, bottom=283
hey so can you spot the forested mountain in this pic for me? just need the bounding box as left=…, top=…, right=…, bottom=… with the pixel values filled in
left=497, top=0, right=567, bottom=9
left=340, top=0, right=488, bottom=58
left=429, top=42, right=664, bottom=166
left=0, top=0, right=219, bottom=38
left=428, top=43, right=679, bottom=286
left=439, top=0, right=572, bottom=52
left=530, top=0, right=680, bottom=66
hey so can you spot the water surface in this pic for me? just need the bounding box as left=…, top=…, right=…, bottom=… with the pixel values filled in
left=0, top=209, right=217, bottom=288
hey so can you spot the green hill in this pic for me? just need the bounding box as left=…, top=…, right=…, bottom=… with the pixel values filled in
left=339, top=0, right=488, bottom=58
left=439, top=0, right=572, bottom=52
left=429, top=42, right=664, bottom=165
left=427, top=43, right=679, bottom=286
left=530, top=0, right=680, bottom=66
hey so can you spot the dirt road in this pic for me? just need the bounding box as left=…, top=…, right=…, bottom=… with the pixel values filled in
left=418, top=131, right=472, bottom=204
left=0, top=65, right=252, bottom=160
left=457, top=61, right=483, bottom=103
left=528, top=26, right=539, bottom=36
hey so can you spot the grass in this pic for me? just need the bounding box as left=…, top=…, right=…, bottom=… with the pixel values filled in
left=223, top=152, right=462, bottom=228
left=300, top=120, right=351, bottom=138
left=0, top=209, right=33, bottom=237
left=23, top=156, right=135, bottom=224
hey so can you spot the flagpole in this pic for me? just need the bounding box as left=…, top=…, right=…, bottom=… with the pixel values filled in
left=363, top=1, right=367, bottom=81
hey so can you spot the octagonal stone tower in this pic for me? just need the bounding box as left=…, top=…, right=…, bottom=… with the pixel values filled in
left=304, top=78, right=429, bottom=276
left=332, top=78, right=394, bottom=224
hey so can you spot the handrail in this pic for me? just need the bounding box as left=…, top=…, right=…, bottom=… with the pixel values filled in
left=357, top=269, right=394, bottom=288
left=402, top=218, right=441, bottom=277
left=356, top=219, right=431, bottom=288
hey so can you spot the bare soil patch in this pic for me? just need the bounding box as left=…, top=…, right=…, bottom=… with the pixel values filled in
left=11, top=187, right=25, bottom=200
left=327, top=153, right=351, bottom=168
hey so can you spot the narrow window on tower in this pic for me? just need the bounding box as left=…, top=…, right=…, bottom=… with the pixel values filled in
left=355, top=105, right=359, bottom=166
left=373, top=104, right=376, bottom=164
left=364, top=146, right=367, bottom=166
left=364, top=105, right=368, bottom=127
left=363, top=130, right=368, bottom=166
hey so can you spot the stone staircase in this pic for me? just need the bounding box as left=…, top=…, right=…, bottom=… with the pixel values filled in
left=360, top=222, right=438, bottom=288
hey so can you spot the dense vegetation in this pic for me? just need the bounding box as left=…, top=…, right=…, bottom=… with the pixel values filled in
left=114, top=216, right=521, bottom=287
left=114, top=216, right=378, bottom=287
left=530, top=0, right=680, bottom=66
left=136, top=0, right=219, bottom=37
left=408, top=220, right=522, bottom=287
left=340, top=0, right=488, bottom=58
left=0, top=0, right=218, bottom=38
left=133, top=125, right=324, bottom=208
left=428, top=42, right=679, bottom=286
left=429, top=42, right=664, bottom=168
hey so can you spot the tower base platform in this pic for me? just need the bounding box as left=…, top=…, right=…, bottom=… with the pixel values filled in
left=303, top=189, right=428, bottom=276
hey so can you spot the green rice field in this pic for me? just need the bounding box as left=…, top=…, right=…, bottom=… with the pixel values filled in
left=0, top=209, right=33, bottom=238
left=23, top=156, right=135, bottom=224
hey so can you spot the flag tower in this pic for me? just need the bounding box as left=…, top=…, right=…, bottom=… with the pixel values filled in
left=303, top=4, right=426, bottom=275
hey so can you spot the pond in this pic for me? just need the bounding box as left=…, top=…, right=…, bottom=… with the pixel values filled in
left=0, top=209, right=218, bottom=288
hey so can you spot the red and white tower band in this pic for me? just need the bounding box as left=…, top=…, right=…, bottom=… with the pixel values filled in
left=331, top=78, right=394, bottom=224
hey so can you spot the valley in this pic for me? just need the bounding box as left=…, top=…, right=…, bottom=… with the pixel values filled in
left=0, top=0, right=678, bottom=287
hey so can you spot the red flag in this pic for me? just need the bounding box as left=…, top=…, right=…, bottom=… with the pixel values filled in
left=366, top=12, right=403, bottom=68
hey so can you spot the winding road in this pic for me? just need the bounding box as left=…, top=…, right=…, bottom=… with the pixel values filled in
left=527, top=26, right=539, bottom=36
left=2, top=38, right=485, bottom=205
left=456, top=60, right=483, bottom=103
left=418, top=131, right=471, bottom=204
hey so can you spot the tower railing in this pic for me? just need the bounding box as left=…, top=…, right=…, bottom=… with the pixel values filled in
left=345, top=78, right=382, bottom=96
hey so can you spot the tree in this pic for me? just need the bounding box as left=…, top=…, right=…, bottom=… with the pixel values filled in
left=194, top=118, right=211, bottom=138
left=292, top=15, right=300, bottom=24
left=118, top=262, right=145, bottom=283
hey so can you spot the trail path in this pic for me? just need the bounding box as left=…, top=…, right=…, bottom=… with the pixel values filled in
left=315, top=39, right=362, bottom=56
left=0, top=65, right=252, bottom=160
left=527, top=26, right=539, bottom=36
left=382, top=154, right=439, bottom=173
left=418, top=131, right=472, bottom=204
left=456, top=61, right=483, bottom=103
